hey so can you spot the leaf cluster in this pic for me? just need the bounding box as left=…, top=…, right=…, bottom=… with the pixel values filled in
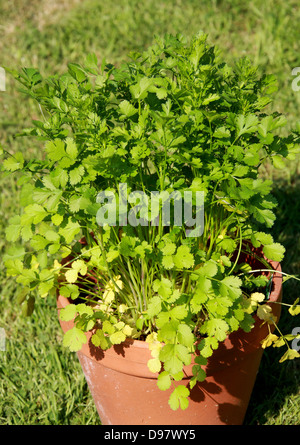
left=2, top=33, right=300, bottom=411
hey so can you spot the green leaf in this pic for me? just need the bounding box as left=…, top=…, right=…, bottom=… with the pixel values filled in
left=101, top=320, right=115, bottom=335
left=173, top=245, right=194, bottom=269
left=153, top=277, right=172, bottom=300
left=177, top=324, right=195, bottom=347
left=232, top=164, right=249, bottom=177
left=160, top=342, right=191, bottom=374
left=172, top=370, right=185, bottom=381
left=3, top=152, right=24, bottom=171
left=243, top=145, right=260, bottom=166
left=170, top=305, right=188, bottom=321
left=272, top=155, right=286, bottom=169
left=38, top=278, right=54, bottom=298
left=192, top=364, right=206, bottom=382
left=59, top=304, right=77, bottom=321
left=220, top=276, right=242, bottom=299
left=194, top=355, right=208, bottom=366
left=65, top=268, right=78, bottom=284
left=213, top=126, right=230, bottom=139
left=30, top=235, right=49, bottom=251
left=5, top=216, right=21, bottom=242
left=20, top=226, right=33, bottom=242
left=236, top=114, right=258, bottom=137
left=130, top=77, right=153, bottom=100
left=46, top=190, right=63, bottom=212
left=106, top=249, right=119, bottom=263
left=168, top=385, right=190, bottom=411
left=158, top=320, right=179, bottom=343
left=77, top=303, right=93, bottom=316
left=51, top=168, right=69, bottom=188
left=157, top=371, right=172, bottom=391
left=198, top=337, right=219, bottom=358
left=147, top=358, right=162, bottom=373
left=3, top=245, right=26, bottom=262
left=85, top=53, right=98, bottom=73
left=110, top=330, right=126, bottom=345
left=252, top=206, right=276, bottom=228
left=91, top=329, right=111, bottom=350
left=59, top=284, right=80, bottom=300
left=119, top=100, right=138, bottom=117
left=68, top=63, right=87, bottom=82
left=65, top=138, right=78, bottom=159
left=202, top=318, right=229, bottom=342
left=217, top=237, right=237, bottom=253
left=202, top=93, right=219, bottom=105
left=252, top=231, right=274, bottom=246
left=4, top=259, right=24, bottom=276
left=69, top=166, right=85, bottom=185
left=288, top=299, right=300, bottom=316
left=161, top=242, right=177, bottom=255
left=161, top=255, right=174, bottom=269
left=63, top=327, right=87, bottom=352
left=195, top=260, right=218, bottom=277
left=21, top=296, right=35, bottom=317
left=59, top=220, right=81, bottom=244
left=44, top=230, right=60, bottom=243
left=23, top=204, right=48, bottom=224
left=52, top=214, right=64, bottom=226
left=258, top=115, right=286, bottom=138
left=69, top=195, right=91, bottom=213
left=147, top=296, right=162, bottom=317
left=45, top=139, right=66, bottom=162
left=279, top=348, right=300, bottom=363
left=161, top=352, right=183, bottom=375
left=263, top=243, right=285, bottom=262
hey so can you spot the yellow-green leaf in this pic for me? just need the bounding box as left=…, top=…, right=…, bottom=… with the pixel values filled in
left=63, top=327, right=87, bottom=352
left=65, top=268, right=78, bottom=283
left=279, top=348, right=300, bottom=363
left=147, top=358, right=162, bottom=374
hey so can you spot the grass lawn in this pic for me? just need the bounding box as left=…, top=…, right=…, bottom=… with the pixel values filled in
left=0, top=0, right=299, bottom=425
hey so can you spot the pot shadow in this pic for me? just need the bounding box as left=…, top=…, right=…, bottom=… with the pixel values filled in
left=88, top=337, right=105, bottom=361
left=186, top=373, right=247, bottom=425
left=88, top=336, right=135, bottom=361
left=182, top=335, right=263, bottom=424
left=243, top=179, right=300, bottom=424
left=189, top=381, right=221, bottom=404
left=112, top=339, right=135, bottom=357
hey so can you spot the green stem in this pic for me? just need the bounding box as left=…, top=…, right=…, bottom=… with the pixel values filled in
left=126, top=259, right=144, bottom=313
left=239, top=269, right=300, bottom=282
left=228, top=224, right=242, bottom=275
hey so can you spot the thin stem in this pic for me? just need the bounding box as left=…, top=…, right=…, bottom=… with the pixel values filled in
left=228, top=224, right=242, bottom=275
left=239, top=269, right=300, bottom=282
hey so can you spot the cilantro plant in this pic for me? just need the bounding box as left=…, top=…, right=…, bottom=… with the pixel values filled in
left=2, top=33, right=300, bottom=411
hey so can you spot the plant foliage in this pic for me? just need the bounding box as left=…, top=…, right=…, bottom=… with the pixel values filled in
left=2, top=33, right=300, bottom=410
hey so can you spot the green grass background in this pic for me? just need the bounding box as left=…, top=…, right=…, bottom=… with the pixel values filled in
left=0, top=0, right=299, bottom=425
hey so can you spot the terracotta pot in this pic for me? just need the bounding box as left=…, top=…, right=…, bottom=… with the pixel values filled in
left=57, top=258, right=282, bottom=425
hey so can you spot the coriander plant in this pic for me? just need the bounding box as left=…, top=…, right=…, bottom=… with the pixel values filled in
left=2, top=33, right=300, bottom=410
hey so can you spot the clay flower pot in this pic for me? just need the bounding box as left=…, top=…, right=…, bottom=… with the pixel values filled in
left=57, top=259, right=282, bottom=425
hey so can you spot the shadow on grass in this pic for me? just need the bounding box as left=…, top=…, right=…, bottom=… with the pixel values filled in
left=244, top=178, right=300, bottom=425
